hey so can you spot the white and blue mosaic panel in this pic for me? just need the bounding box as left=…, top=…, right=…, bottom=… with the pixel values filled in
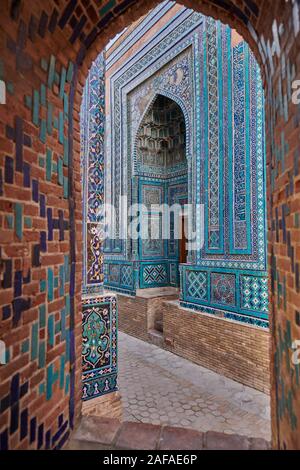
left=181, top=265, right=268, bottom=324
left=240, top=275, right=269, bottom=313
left=140, top=262, right=169, bottom=288
left=104, top=261, right=135, bottom=294
left=186, top=270, right=208, bottom=301
left=82, top=295, right=117, bottom=401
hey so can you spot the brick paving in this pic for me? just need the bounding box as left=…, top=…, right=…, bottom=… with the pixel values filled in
left=118, top=332, right=271, bottom=441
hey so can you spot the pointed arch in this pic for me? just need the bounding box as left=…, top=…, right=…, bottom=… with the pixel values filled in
left=133, top=90, right=191, bottom=176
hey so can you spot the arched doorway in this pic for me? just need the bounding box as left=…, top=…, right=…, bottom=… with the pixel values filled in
left=136, top=94, right=188, bottom=288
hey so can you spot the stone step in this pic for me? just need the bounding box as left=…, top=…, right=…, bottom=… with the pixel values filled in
left=66, top=416, right=271, bottom=451
left=148, top=328, right=164, bottom=347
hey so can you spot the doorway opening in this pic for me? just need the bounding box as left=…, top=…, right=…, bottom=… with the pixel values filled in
left=136, top=93, right=188, bottom=290
left=80, top=3, right=271, bottom=443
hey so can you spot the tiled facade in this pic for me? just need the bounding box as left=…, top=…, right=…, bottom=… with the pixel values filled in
left=103, top=8, right=268, bottom=326
left=0, top=0, right=299, bottom=451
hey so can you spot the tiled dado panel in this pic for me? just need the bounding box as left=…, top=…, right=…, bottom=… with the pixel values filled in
left=140, top=262, right=169, bottom=288
left=82, top=294, right=117, bottom=401
left=181, top=266, right=269, bottom=328
left=0, top=0, right=298, bottom=451
left=104, top=260, right=177, bottom=292
left=104, top=261, right=136, bottom=295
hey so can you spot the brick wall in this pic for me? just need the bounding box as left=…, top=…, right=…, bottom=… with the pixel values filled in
left=0, top=0, right=299, bottom=450
left=163, top=301, right=270, bottom=394
left=118, top=295, right=149, bottom=343
left=117, top=294, right=270, bottom=393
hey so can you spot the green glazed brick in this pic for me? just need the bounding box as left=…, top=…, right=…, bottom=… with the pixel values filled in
left=7, top=82, right=14, bottom=95
left=39, top=155, right=45, bottom=168
left=64, top=256, right=70, bottom=282
left=66, top=61, right=74, bottom=83
left=5, top=348, right=10, bottom=364
left=63, top=176, right=68, bottom=198
left=21, top=339, right=30, bottom=353
left=65, top=330, right=70, bottom=362
left=46, top=364, right=54, bottom=400
left=14, top=203, right=23, bottom=241
left=39, top=383, right=45, bottom=395
left=61, top=309, right=66, bottom=340
left=60, top=67, right=67, bottom=99
left=47, top=267, right=54, bottom=302
left=59, top=264, right=65, bottom=295
left=39, top=119, right=46, bottom=143
left=40, top=84, right=46, bottom=106
left=33, top=89, right=40, bottom=126
left=40, top=279, right=46, bottom=293
left=99, top=0, right=116, bottom=17
left=58, top=157, right=63, bottom=186
left=38, top=341, right=46, bottom=369
left=24, top=216, right=32, bottom=228
left=63, top=93, right=69, bottom=120
left=58, top=111, right=64, bottom=144
left=46, top=148, right=52, bottom=181
left=48, top=315, right=55, bottom=347
left=39, top=304, right=46, bottom=328
left=25, top=95, right=32, bottom=109
left=65, top=374, right=70, bottom=395
left=31, top=323, right=39, bottom=361
left=63, top=137, right=69, bottom=166
left=65, top=295, right=70, bottom=315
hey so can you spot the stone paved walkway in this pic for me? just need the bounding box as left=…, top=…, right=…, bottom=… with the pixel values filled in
left=118, top=332, right=271, bottom=440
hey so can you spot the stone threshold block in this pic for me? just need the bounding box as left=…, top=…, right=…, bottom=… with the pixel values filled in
left=66, top=416, right=270, bottom=450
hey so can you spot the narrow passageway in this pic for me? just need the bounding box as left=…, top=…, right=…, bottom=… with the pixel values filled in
left=118, top=332, right=271, bottom=441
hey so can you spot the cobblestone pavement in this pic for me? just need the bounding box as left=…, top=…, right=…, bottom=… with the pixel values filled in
left=118, top=332, right=271, bottom=441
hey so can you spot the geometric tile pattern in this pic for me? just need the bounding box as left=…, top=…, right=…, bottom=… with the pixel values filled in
left=187, top=270, right=208, bottom=300
left=121, top=265, right=133, bottom=288
left=143, top=264, right=168, bottom=285
left=241, top=276, right=269, bottom=313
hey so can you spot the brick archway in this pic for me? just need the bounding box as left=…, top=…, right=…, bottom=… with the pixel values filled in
left=0, top=0, right=299, bottom=450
